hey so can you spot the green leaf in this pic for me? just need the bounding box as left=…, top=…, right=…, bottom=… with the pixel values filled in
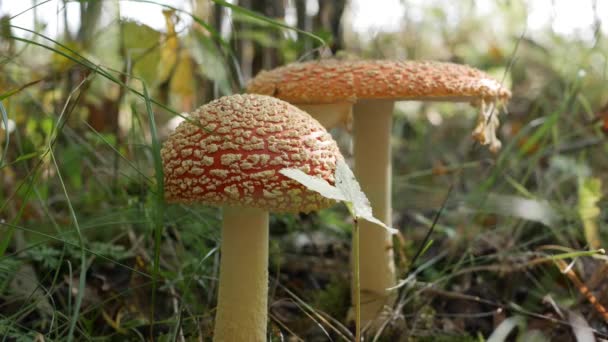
left=578, top=177, right=602, bottom=249
left=89, top=242, right=133, bottom=261
left=26, top=245, right=63, bottom=270
left=0, top=257, right=21, bottom=292
left=280, top=160, right=398, bottom=234
left=12, top=151, right=39, bottom=163
left=121, top=20, right=161, bottom=86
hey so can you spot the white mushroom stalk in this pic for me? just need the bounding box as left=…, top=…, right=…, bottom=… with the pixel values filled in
left=214, top=207, right=268, bottom=341
left=352, top=100, right=397, bottom=324
left=161, top=94, right=343, bottom=341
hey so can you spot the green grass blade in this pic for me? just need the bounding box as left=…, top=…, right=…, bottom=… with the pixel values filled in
left=82, top=121, right=154, bottom=186
left=0, top=79, right=43, bottom=100
left=0, top=101, right=8, bottom=167
left=46, top=91, right=89, bottom=342
left=352, top=219, right=360, bottom=342
left=212, top=0, right=327, bottom=48
left=143, top=83, right=165, bottom=337
left=8, top=0, right=51, bottom=21
left=51, top=151, right=88, bottom=342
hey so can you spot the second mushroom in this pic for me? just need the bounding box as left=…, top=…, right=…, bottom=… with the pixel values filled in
left=248, top=59, right=512, bottom=327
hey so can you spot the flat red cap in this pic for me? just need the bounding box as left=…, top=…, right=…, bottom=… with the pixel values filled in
left=161, top=94, right=342, bottom=213
left=247, top=59, right=511, bottom=152
left=247, top=59, right=511, bottom=104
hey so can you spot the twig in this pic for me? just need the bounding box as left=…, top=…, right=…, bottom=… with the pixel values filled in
left=554, top=258, right=608, bottom=323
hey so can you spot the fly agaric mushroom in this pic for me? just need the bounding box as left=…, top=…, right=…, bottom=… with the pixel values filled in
left=247, top=59, right=511, bottom=326
left=161, top=94, right=342, bottom=341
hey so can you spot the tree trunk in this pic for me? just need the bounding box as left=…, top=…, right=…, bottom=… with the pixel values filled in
left=238, top=0, right=285, bottom=79
left=315, top=0, right=345, bottom=53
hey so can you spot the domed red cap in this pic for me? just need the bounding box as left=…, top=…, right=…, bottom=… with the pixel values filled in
left=161, top=94, right=343, bottom=213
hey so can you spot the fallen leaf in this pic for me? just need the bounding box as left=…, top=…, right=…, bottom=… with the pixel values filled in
left=487, top=316, right=522, bottom=342
left=567, top=310, right=594, bottom=342
left=472, top=193, right=560, bottom=227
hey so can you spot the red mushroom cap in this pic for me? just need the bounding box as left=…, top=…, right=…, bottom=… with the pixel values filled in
left=247, top=59, right=511, bottom=104
left=161, top=94, right=342, bottom=213
left=248, top=59, right=512, bottom=152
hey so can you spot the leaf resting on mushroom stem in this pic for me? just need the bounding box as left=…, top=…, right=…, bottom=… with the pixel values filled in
left=280, top=160, right=398, bottom=234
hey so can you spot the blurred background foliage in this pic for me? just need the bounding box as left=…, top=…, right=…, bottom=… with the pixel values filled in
left=0, top=0, right=607, bottom=340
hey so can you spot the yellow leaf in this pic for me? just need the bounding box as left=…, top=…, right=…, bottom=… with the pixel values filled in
left=578, top=177, right=602, bottom=249
left=158, top=9, right=179, bottom=84
left=169, top=52, right=195, bottom=111
left=121, top=21, right=161, bottom=85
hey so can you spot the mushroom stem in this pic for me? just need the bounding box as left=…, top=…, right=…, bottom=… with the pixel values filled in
left=297, top=102, right=353, bottom=129
left=352, top=99, right=397, bottom=325
left=214, top=206, right=269, bottom=342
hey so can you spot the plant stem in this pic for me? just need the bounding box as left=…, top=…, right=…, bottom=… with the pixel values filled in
left=353, top=218, right=361, bottom=342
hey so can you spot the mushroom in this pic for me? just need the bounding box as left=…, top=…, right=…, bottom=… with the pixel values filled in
left=161, top=94, right=343, bottom=341
left=247, top=59, right=511, bottom=325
